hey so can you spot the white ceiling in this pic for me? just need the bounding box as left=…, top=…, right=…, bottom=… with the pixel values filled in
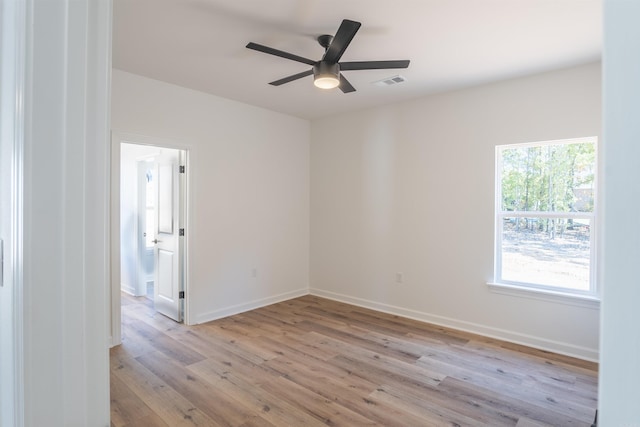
left=112, top=0, right=602, bottom=120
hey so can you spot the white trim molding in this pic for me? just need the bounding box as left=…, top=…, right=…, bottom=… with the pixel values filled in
left=487, top=282, right=600, bottom=310
left=17, top=0, right=112, bottom=425
left=310, top=288, right=599, bottom=362
left=0, top=0, right=26, bottom=425
left=110, top=130, right=194, bottom=344
left=194, top=288, right=309, bottom=325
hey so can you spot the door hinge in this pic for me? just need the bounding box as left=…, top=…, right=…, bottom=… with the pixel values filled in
left=179, top=228, right=185, bottom=236
left=179, top=291, right=185, bottom=299
left=179, top=165, right=185, bottom=173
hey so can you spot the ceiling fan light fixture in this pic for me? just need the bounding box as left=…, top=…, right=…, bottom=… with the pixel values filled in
left=314, top=76, right=340, bottom=89
left=313, top=62, right=340, bottom=89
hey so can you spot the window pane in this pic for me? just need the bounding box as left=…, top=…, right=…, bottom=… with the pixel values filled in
left=501, top=217, right=591, bottom=291
left=500, top=142, right=595, bottom=213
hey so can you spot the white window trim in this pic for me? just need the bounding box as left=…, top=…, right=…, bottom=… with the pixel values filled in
left=487, top=282, right=600, bottom=309
left=493, top=137, right=599, bottom=300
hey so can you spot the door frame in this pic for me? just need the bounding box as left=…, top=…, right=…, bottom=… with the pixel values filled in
left=110, top=131, right=191, bottom=346
left=0, top=0, right=26, bottom=423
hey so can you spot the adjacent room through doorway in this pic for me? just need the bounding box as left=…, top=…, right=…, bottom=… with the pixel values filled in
left=111, top=137, right=189, bottom=345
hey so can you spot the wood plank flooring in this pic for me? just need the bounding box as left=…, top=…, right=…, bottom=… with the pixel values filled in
left=111, top=294, right=598, bottom=426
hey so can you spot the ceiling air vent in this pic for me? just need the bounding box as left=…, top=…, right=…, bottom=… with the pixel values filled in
left=373, top=75, right=407, bottom=87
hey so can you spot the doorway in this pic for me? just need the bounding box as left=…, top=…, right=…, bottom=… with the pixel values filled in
left=111, top=134, right=189, bottom=345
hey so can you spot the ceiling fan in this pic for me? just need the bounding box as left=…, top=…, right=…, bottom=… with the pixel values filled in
left=246, top=19, right=410, bottom=93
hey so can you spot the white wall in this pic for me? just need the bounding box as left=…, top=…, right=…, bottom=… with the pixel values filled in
left=111, top=70, right=310, bottom=324
left=599, top=0, right=640, bottom=422
left=311, top=63, right=601, bottom=360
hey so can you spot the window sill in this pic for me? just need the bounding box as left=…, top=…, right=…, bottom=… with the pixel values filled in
left=487, top=282, right=600, bottom=309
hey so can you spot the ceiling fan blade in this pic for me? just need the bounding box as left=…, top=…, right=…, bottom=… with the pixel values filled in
left=246, top=42, right=316, bottom=66
left=340, top=60, right=410, bottom=71
left=339, top=74, right=356, bottom=93
left=322, top=19, right=361, bottom=63
left=269, top=69, right=313, bottom=86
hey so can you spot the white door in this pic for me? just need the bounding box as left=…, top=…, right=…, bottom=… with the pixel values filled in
left=153, top=148, right=184, bottom=321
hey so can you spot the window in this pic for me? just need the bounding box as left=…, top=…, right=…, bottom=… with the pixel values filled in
left=144, top=164, right=156, bottom=249
left=494, top=137, right=597, bottom=296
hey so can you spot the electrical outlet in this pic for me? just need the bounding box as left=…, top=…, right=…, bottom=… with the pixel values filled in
left=252, top=268, right=257, bottom=278
left=396, top=272, right=403, bottom=284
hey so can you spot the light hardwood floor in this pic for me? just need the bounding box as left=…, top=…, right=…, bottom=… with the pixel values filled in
left=111, top=293, right=598, bottom=426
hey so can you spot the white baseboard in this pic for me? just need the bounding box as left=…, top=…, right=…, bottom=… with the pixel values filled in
left=309, top=288, right=599, bottom=362
left=120, top=283, right=137, bottom=296
left=188, top=286, right=599, bottom=361
left=194, top=288, right=309, bottom=325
